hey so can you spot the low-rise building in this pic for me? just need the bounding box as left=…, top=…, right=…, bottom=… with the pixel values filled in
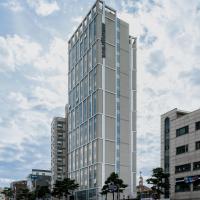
left=161, top=108, right=200, bottom=200
left=27, top=169, right=51, bottom=191
left=10, top=180, right=27, bottom=200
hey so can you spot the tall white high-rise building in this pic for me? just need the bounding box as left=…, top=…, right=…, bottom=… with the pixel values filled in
left=67, top=1, right=137, bottom=199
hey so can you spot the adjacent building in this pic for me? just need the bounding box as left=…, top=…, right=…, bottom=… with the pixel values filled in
left=67, top=0, right=137, bottom=199
left=161, top=108, right=200, bottom=200
left=51, top=116, right=68, bottom=187
left=0, top=188, right=5, bottom=200
left=27, top=169, right=51, bottom=191
left=10, top=180, right=27, bottom=200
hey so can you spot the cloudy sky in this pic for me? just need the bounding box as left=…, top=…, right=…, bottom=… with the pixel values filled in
left=0, top=0, right=200, bottom=187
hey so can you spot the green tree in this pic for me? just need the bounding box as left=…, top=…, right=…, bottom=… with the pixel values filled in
left=100, top=172, right=128, bottom=200
left=16, top=188, right=30, bottom=200
left=1, top=187, right=13, bottom=199
left=35, top=186, right=50, bottom=200
left=62, top=178, right=79, bottom=199
left=146, top=167, right=170, bottom=199
left=52, top=178, right=79, bottom=200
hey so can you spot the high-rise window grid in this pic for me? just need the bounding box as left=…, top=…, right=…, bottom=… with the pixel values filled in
left=68, top=9, right=99, bottom=191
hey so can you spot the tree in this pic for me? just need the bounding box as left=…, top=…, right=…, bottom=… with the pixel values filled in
left=62, top=178, right=79, bottom=199
left=36, top=186, right=51, bottom=200
left=52, top=178, right=79, bottom=200
left=1, top=187, right=13, bottom=199
left=146, top=167, right=170, bottom=199
left=101, top=172, right=128, bottom=200
left=16, top=188, right=30, bottom=200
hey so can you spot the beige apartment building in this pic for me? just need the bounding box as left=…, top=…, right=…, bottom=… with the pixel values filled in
left=51, top=116, right=68, bottom=187
left=161, top=108, right=200, bottom=200
left=67, top=0, right=137, bottom=199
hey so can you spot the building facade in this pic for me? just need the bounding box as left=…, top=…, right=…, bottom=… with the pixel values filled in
left=161, top=108, right=200, bottom=200
left=67, top=0, right=137, bottom=199
left=10, top=180, right=27, bottom=200
left=51, top=116, right=68, bottom=187
left=27, top=169, right=51, bottom=191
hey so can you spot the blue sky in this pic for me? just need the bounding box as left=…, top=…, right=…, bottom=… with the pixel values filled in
left=0, top=0, right=200, bottom=187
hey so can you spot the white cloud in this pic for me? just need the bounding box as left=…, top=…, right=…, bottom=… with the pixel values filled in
left=0, top=0, right=23, bottom=12
left=0, top=35, right=42, bottom=72
left=27, top=0, right=60, bottom=16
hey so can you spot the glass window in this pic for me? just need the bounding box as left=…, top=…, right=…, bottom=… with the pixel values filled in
left=196, top=121, right=200, bottom=131
left=92, top=43, right=96, bottom=67
left=83, top=145, right=87, bottom=167
left=72, top=68, right=75, bottom=88
left=88, top=48, right=92, bottom=71
left=176, top=145, right=188, bottom=155
left=196, top=141, right=200, bottom=150
left=89, top=166, right=94, bottom=188
left=75, top=107, right=79, bottom=128
left=94, top=116, right=97, bottom=139
left=79, top=103, right=82, bottom=124
left=89, top=20, right=94, bottom=45
left=89, top=118, right=93, bottom=141
left=93, top=67, right=97, bottom=90
left=72, top=110, right=75, bottom=130
left=84, top=76, right=88, bottom=98
left=76, top=128, right=80, bottom=147
left=193, top=161, right=200, bottom=171
left=68, top=154, right=71, bottom=172
left=84, top=122, right=88, bottom=144
left=75, top=64, right=79, bottom=84
left=68, top=112, right=71, bottom=132
left=68, top=72, right=71, bottom=91
left=88, top=143, right=92, bottom=165
left=80, top=38, right=83, bottom=57
left=88, top=96, right=92, bottom=118
left=79, top=59, right=83, bottom=80
left=89, top=70, right=93, bottom=93
left=84, top=168, right=88, bottom=188
left=175, top=163, right=191, bottom=173
left=80, top=80, right=84, bottom=100
left=76, top=84, right=79, bottom=104
left=80, top=124, right=84, bottom=145
left=83, top=100, right=87, bottom=122
left=76, top=39, right=80, bottom=60
left=84, top=31, right=88, bottom=52
left=80, top=147, right=83, bottom=168
left=92, top=140, right=96, bottom=163
left=92, top=92, right=96, bottom=115
left=73, top=88, right=76, bottom=108
left=176, top=126, right=189, bottom=137
left=94, top=165, right=97, bottom=187
left=83, top=55, right=87, bottom=76
left=94, top=17, right=96, bottom=40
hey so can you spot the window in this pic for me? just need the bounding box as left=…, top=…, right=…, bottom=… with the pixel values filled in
left=80, top=38, right=83, bottom=57
left=92, top=140, right=96, bottom=163
left=92, top=92, right=97, bottom=115
left=89, top=20, right=94, bottom=44
left=72, top=110, right=75, bottom=130
left=89, top=118, right=93, bottom=141
left=92, top=43, right=97, bottom=67
left=75, top=64, right=79, bottom=84
left=88, top=143, right=92, bottom=165
left=79, top=59, right=83, bottom=80
left=196, top=121, right=200, bottom=131
left=176, top=126, right=189, bottom=137
left=80, top=80, right=84, bottom=100
left=94, top=116, right=97, bottom=138
left=193, top=179, right=200, bottom=191
left=83, top=55, right=87, bottom=76
left=79, top=103, right=82, bottom=124
left=89, top=165, right=94, bottom=188
left=75, top=107, right=79, bottom=127
left=84, top=76, right=88, bottom=98
left=84, top=122, right=88, bottom=144
left=83, top=100, right=87, bottom=122
left=76, top=84, right=79, bottom=104
left=175, top=181, right=190, bottom=193
left=176, top=145, right=188, bottom=155
left=68, top=73, right=71, bottom=91
left=87, top=96, right=92, bottom=118
left=88, top=48, right=92, bottom=71
left=175, top=163, right=191, bottom=173
left=84, top=31, right=88, bottom=52
left=71, top=68, right=75, bottom=88
left=193, top=161, right=200, bottom=170
left=196, top=141, right=200, bottom=150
